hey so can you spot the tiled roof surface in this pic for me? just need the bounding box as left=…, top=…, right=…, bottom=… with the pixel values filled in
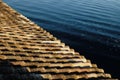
left=0, top=1, right=117, bottom=80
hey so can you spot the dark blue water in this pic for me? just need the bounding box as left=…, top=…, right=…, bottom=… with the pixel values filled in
left=3, top=0, right=120, bottom=78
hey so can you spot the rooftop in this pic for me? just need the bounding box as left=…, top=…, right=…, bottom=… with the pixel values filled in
left=0, top=1, right=117, bottom=80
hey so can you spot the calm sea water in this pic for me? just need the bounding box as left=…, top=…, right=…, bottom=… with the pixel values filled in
left=3, top=0, right=120, bottom=78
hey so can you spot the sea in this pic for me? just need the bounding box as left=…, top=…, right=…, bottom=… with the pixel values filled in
left=3, top=0, right=120, bottom=78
